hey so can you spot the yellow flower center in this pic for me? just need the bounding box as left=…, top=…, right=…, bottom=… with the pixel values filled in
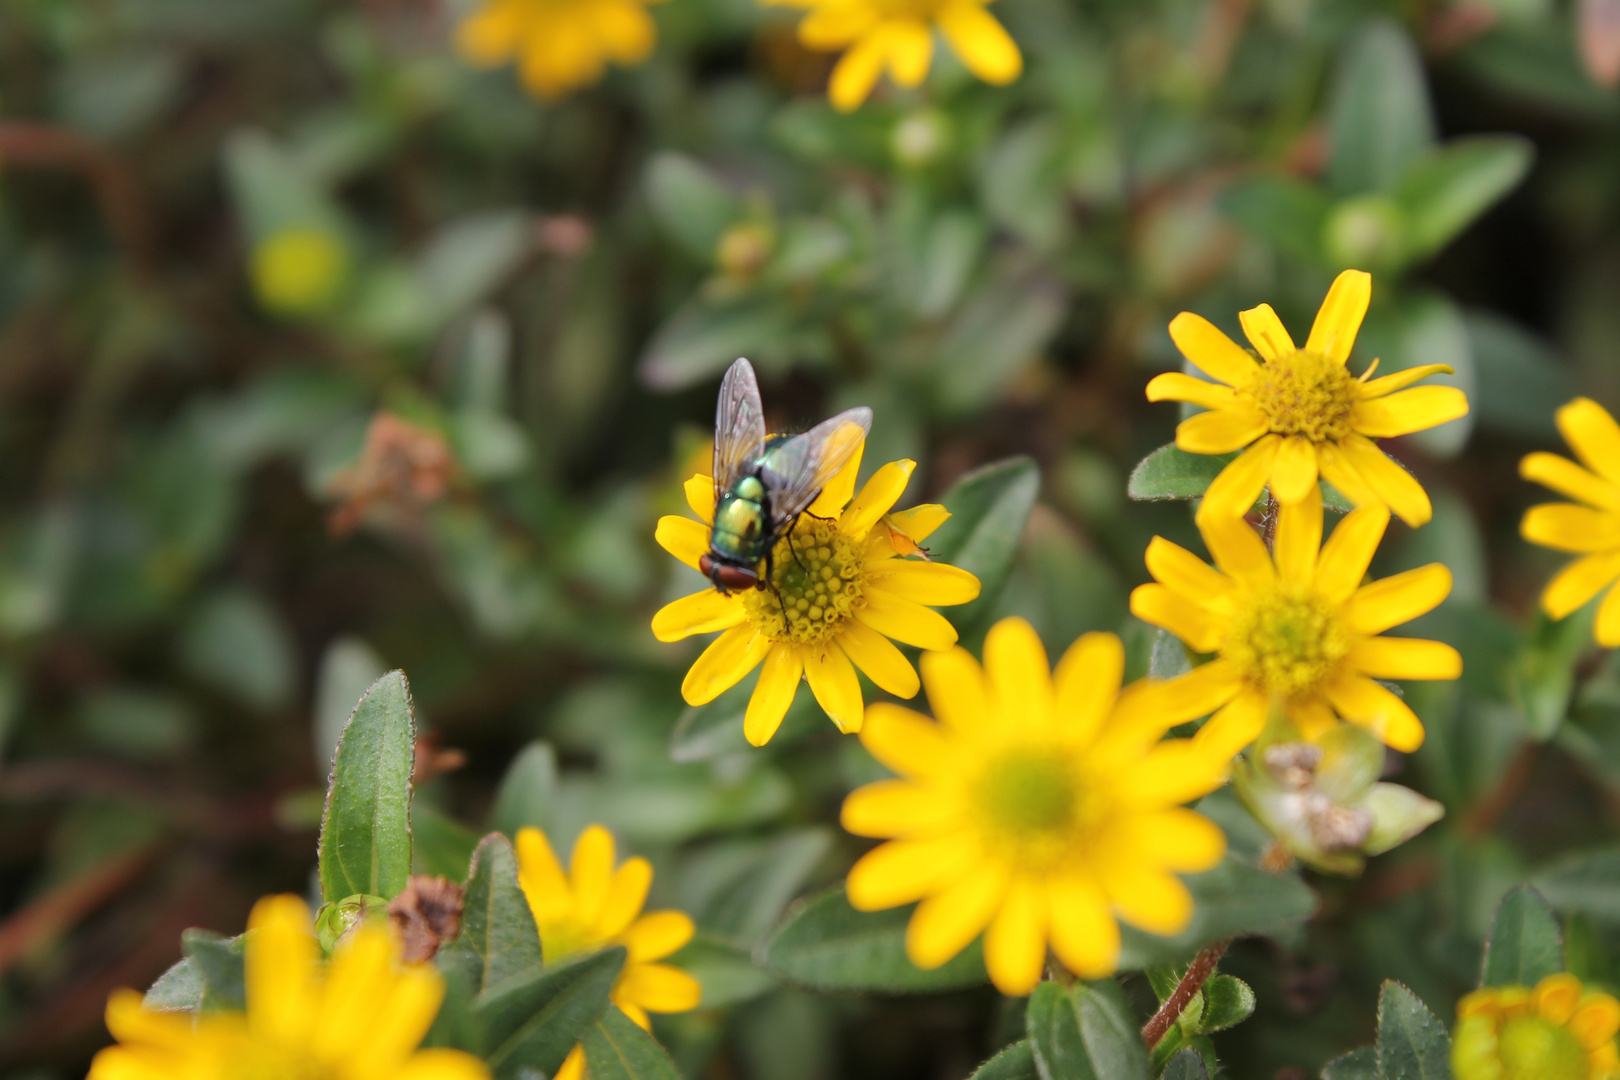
left=1225, top=589, right=1349, bottom=699
left=1239, top=350, right=1360, bottom=444
left=973, top=747, right=1094, bottom=868
left=1497, top=1017, right=1591, bottom=1080
left=742, top=518, right=866, bottom=646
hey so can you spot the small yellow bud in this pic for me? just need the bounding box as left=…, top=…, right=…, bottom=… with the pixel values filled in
left=252, top=226, right=349, bottom=316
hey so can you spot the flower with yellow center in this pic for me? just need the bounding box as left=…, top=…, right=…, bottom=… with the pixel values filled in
left=88, top=895, right=486, bottom=1080
left=456, top=0, right=663, bottom=100
left=1148, top=269, right=1470, bottom=527
left=763, top=0, right=1022, bottom=112
left=1520, top=397, right=1620, bottom=648
left=840, top=616, right=1229, bottom=995
left=514, top=825, right=700, bottom=1080
left=1131, top=488, right=1461, bottom=759
left=653, top=441, right=981, bottom=745
left=1453, top=974, right=1620, bottom=1080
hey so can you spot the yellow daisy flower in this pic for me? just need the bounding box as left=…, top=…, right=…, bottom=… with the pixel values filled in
left=765, top=0, right=1022, bottom=112
left=514, top=825, right=700, bottom=1080
left=1520, top=397, right=1620, bottom=648
left=1148, top=269, right=1470, bottom=527
left=840, top=616, right=1229, bottom=995
left=456, top=0, right=662, bottom=100
left=1131, top=488, right=1461, bottom=759
left=89, top=895, right=486, bottom=1080
left=652, top=441, right=981, bottom=745
left=1453, top=974, right=1620, bottom=1080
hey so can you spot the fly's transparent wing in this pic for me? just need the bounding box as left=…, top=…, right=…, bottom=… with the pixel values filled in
left=712, top=358, right=767, bottom=492
left=761, top=407, right=872, bottom=526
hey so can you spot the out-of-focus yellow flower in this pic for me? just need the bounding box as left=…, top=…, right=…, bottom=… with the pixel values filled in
left=1133, top=488, right=1460, bottom=759
left=252, top=226, right=349, bottom=316
left=1149, top=269, right=1469, bottom=527
left=514, top=825, right=700, bottom=1080
left=653, top=439, right=979, bottom=745
left=455, top=0, right=663, bottom=99
left=765, top=0, right=1022, bottom=112
left=1453, top=974, right=1620, bottom=1080
left=840, top=617, right=1228, bottom=995
left=88, top=895, right=486, bottom=1080
left=1520, top=397, right=1620, bottom=648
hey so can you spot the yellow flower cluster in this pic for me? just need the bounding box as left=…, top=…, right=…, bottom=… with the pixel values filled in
left=89, top=896, right=488, bottom=1080
left=1454, top=974, right=1620, bottom=1080
left=454, top=0, right=1022, bottom=108
left=1145, top=270, right=1466, bottom=758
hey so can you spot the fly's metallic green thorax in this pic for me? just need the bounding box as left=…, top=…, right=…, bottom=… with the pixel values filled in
left=710, top=475, right=769, bottom=566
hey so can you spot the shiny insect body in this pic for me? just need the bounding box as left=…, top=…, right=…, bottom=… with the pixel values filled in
left=699, top=359, right=871, bottom=596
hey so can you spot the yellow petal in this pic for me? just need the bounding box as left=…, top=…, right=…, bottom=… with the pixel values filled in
left=395, top=1049, right=492, bottom=1080
left=1102, top=865, right=1194, bottom=936
left=520, top=15, right=603, bottom=98
left=1046, top=874, right=1119, bottom=979
left=1359, top=362, right=1455, bottom=399
left=1151, top=659, right=1243, bottom=725
left=841, top=778, right=953, bottom=837
left=935, top=0, right=1022, bottom=84
left=356, top=953, right=446, bottom=1067
left=656, top=515, right=710, bottom=570
left=885, top=17, right=933, bottom=86
left=1558, top=397, right=1620, bottom=487
left=1175, top=407, right=1270, bottom=455
left=1116, top=739, right=1228, bottom=807
left=1542, top=552, right=1620, bottom=620
left=1145, top=372, right=1239, bottom=412
left=1339, top=435, right=1432, bottom=528
left=1521, top=452, right=1620, bottom=511
left=246, top=895, right=315, bottom=1044
left=1354, top=386, right=1470, bottom=439
left=622, top=910, right=694, bottom=962
left=828, top=34, right=886, bottom=111
left=1289, top=695, right=1339, bottom=741
left=1569, top=996, right=1620, bottom=1046
left=803, top=642, right=865, bottom=732
left=516, top=826, right=572, bottom=923
left=1274, top=485, right=1322, bottom=585
left=920, top=647, right=988, bottom=733
left=809, top=439, right=865, bottom=516
left=618, top=963, right=701, bottom=1013
left=886, top=503, right=950, bottom=543
left=1191, top=688, right=1266, bottom=760
left=593, top=857, right=653, bottom=940
left=1522, top=503, right=1620, bottom=553
left=1349, top=637, right=1462, bottom=681
left=1053, top=632, right=1124, bottom=747
left=1348, top=564, right=1452, bottom=634
left=681, top=625, right=771, bottom=705
left=569, top=825, right=616, bottom=926
left=1238, top=303, right=1295, bottom=361
left=838, top=618, right=921, bottom=698
left=848, top=835, right=976, bottom=910
left=799, top=2, right=880, bottom=47
left=456, top=2, right=525, bottom=66
left=842, top=460, right=916, bottom=537
left=1144, top=537, right=1235, bottom=611
left=860, top=702, right=951, bottom=775
left=1269, top=436, right=1320, bottom=505
left=554, top=1046, right=587, bottom=1080
left=1597, top=582, right=1620, bottom=648
left=1196, top=436, right=1281, bottom=524
left=1129, top=583, right=1225, bottom=654
left=905, top=862, right=1008, bottom=968
left=1324, top=673, right=1424, bottom=751
left=984, top=617, right=1055, bottom=731
left=856, top=591, right=960, bottom=650
left=1116, top=809, right=1226, bottom=872
left=1305, top=269, right=1371, bottom=365
left=1200, top=507, right=1275, bottom=589
left=685, top=474, right=716, bottom=522
left=315, top=927, right=395, bottom=1062
left=588, top=0, right=656, bottom=64
left=1167, top=312, right=1260, bottom=388
left=1314, top=503, right=1390, bottom=605
left=1317, top=441, right=1380, bottom=512
left=745, top=645, right=803, bottom=747
left=865, top=561, right=982, bottom=605
left=982, top=877, right=1047, bottom=996
left=651, top=589, right=745, bottom=642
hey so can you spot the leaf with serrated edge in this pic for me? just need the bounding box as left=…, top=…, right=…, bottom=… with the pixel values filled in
left=1195, top=975, right=1256, bottom=1034
left=757, top=884, right=987, bottom=992
left=318, top=671, right=415, bottom=903
left=1375, top=981, right=1452, bottom=1080
left=970, top=1041, right=1038, bottom=1080
left=474, top=947, right=625, bottom=1078
left=1322, top=1046, right=1378, bottom=1080
left=1482, top=885, right=1564, bottom=987
left=456, top=833, right=543, bottom=993
left=1162, top=1048, right=1210, bottom=1080
left=143, top=957, right=203, bottom=1012
left=581, top=1003, right=683, bottom=1080
left=1078, top=981, right=1150, bottom=1080
left=1026, top=982, right=1096, bottom=1080
left=1127, top=445, right=1235, bottom=501
left=182, top=930, right=245, bottom=1013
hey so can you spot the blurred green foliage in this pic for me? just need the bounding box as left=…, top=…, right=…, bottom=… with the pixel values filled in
left=5, top=0, right=1620, bottom=1076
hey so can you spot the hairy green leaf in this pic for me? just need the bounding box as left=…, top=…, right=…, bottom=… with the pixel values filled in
left=1375, top=981, right=1452, bottom=1080
left=181, top=929, right=246, bottom=1013
left=455, top=832, right=543, bottom=993
left=970, top=1041, right=1039, bottom=1080
left=318, top=670, right=415, bottom=903
left=1162, top=1048, right=1211, bottom=1080
left=581, top=1002, right=683, bottom=1080
left=475, top=947, right=625, bottom=1079
left=1482, top=886, right=1564, bottom=986
left=928, top=456, right=1041, bottom=636
left=1322, top=1046, right=1378, bottom=1080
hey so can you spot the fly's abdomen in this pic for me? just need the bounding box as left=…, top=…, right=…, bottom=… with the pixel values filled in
left=711, top=491, right=767, bottom=565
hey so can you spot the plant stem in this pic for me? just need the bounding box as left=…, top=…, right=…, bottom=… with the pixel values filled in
left=1140, top=939, right=1231, bottom=1050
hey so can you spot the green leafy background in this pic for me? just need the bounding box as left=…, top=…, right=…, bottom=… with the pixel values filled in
left=3, top=0, right=1620, bottom=1076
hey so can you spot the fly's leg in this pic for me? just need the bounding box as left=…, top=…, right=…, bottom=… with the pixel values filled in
left=785, top=515, right=812, bottom=577
left=763, top=547, right=791, bottom=624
